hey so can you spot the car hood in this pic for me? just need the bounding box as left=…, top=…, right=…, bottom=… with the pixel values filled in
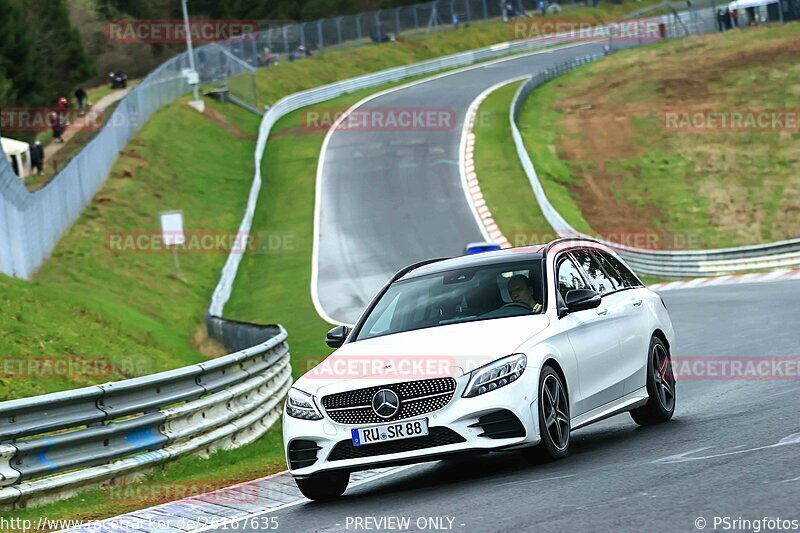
left=294, top=314, right=550, bottom=398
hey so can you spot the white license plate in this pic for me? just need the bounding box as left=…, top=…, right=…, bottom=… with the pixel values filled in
left=351, top=418, right=429, bottom=446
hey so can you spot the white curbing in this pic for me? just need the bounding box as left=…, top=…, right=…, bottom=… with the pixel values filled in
left=649, top=269, right=800, bottom=292
left=459, top=77, right=531, bottom=250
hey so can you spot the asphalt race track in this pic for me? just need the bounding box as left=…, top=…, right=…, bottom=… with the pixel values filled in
left=230, top=38, right=800, bottom=533
left=209, top=280, right=800, bottom=532
left=314, top=40, right=621, bottom=325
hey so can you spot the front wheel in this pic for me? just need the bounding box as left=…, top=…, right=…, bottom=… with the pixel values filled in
left=630, top=336, right=676, bottom=426
left=295, top=470, right=349, bottom=500
left=523, top=365, right=570, bottom=463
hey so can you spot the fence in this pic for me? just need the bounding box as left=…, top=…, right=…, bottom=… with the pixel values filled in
left=0, top=327, right=291, bottom=510
left=0, top=36, right=266, bottom=280
left=508, top=13, right=800, bottom=277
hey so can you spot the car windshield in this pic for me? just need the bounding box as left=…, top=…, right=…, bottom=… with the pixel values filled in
left=356, top=260, right=544, bottom=341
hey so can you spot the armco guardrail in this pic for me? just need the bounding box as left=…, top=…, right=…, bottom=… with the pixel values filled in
left=508, top=27, right=800, bottom=277
left=0, top=327, right=291, bottom=510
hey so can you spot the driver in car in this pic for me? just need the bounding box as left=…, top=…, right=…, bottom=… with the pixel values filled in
left=507, top=275, right=542, bottom=313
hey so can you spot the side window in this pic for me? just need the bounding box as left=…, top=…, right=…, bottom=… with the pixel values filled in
left=600, top=252, right=642, bottom=288
left=592, top=251, right=627, bottom=289
left=556, top=256, right=588, bottom=300
left=570, top=250, right=617, bottom=294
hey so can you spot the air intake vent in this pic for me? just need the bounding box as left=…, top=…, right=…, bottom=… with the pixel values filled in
left=468, top=410, right=526, bottom=439
left=288, top=439, right=322, bottom=469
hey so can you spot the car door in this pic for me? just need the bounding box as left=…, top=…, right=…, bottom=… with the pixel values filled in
left=556, top=252, right=624, bottom=416
left=596, top=250, right=652, bottom=395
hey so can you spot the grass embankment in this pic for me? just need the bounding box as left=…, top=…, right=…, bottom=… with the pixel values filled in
left=250, top=0, right=662, bottom=107
left=1, top=98, right=259, bottom=400
left=2, top=98, right=295, bottom=527
left=517, top=22, right=800, bottom=249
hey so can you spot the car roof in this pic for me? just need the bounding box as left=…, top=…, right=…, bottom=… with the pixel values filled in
left=398, top=245, right=546, bottom=281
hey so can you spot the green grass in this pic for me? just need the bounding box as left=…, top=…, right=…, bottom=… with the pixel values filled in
left=517, top=22, right=800, bottom=249
left=472, top=81, right=556, bottom=246
left=0, top=98, right=260, bottom=400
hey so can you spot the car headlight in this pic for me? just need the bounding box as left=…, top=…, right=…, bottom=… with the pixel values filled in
left=463, top=353, right=527, bottom=398
left=285, top=388, right=323, bottom=420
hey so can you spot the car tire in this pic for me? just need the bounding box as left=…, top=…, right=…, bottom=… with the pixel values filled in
left=630, top=336, right=676, bottom=426
left=295, top=470, right=350, bottom=500
left=524, top=365, right=570, bottom=463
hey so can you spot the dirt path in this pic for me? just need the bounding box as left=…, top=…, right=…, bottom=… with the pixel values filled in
left=44, top=86, right=132, bottom=161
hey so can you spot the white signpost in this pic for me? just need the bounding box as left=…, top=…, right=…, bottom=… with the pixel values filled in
left=160, top=210, right=185, bottom=278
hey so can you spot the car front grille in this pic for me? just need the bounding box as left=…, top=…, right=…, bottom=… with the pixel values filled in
left=327, top=427, right=466, bottom=461
left=321, top=378, right=457, bottom=425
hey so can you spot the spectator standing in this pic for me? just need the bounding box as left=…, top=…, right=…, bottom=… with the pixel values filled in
left=74, top=87, right=87, bottom=114
left=51, top=97, right=69, bottom=143
left=539, top=0, right=546, bottom=16
left=453, top=13, right=460, bottom=29
left=30, top=140, right=44, bottom=175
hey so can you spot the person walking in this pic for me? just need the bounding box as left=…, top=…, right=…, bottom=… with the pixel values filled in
left=74, top=87, right=88, bottom=114
left=30, top=140, right=44, bottom=175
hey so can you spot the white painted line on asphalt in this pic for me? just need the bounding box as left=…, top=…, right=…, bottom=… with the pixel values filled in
left=652, top=432, right=800, bottom=464
left=496, top=473, right=576, bottom=487
left=650, top=269, right=800, bottom=293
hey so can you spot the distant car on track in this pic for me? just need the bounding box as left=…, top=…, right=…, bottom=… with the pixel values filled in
left=283, top=238, right=676, bottom=500
left=463, top=241, right=502, bottom=255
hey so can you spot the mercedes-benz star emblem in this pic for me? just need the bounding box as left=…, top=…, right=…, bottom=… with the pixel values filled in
left=371, top=389, right=400, bottom=418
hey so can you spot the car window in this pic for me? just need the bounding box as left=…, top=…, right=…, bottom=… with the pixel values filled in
left=592, top=251, right=627, bottom=289
left=570, top=250, right=617, bottom=294
left=599, top=252, right=642, bottom=288
left=556, top=256, right=588, bottom=300
left=356, top=260, right=545, bottom=341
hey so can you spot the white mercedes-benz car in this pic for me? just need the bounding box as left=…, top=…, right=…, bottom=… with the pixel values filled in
left=284, top=239, right=676, bottom=500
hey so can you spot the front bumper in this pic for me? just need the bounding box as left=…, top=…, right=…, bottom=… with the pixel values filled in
left=283, top=371, right=541, bottom=478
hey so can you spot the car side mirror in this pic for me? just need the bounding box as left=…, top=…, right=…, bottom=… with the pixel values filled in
left=325, top=325, right=349, bottom=348
left=563, top=289, right=601, bottom=315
